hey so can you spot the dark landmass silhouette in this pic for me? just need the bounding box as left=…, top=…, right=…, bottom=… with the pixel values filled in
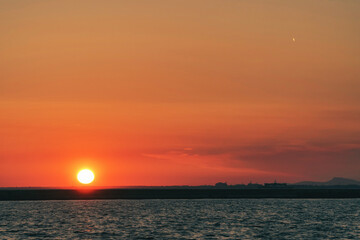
left=294, top=177, right=360, bottom=186
left=1, top=188, right=360, bottom=201
left=1, top=177, right=360, bottom=200
left=1, top=177, right=360, bottom=190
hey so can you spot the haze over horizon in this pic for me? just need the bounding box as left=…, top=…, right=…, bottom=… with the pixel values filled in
left=1, top=0, right=360, bottom=187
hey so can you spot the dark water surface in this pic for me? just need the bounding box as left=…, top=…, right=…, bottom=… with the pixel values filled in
left=0, top=199, right=359, bottom=239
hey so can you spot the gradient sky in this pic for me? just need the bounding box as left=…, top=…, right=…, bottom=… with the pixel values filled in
left=1, top=0, right=360, bottom=187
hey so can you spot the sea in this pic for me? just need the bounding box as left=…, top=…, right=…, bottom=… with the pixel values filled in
left=0, top=199, right=359, bottom=239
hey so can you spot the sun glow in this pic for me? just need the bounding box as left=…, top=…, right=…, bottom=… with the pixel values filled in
left=77, top=169, right=95, bottom=184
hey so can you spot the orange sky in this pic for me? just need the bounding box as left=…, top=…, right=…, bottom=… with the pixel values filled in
left=1, top=1, right=360, bottom=187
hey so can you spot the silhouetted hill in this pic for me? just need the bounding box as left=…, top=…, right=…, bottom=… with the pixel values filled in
left=294, top=177, right=360, bottom=186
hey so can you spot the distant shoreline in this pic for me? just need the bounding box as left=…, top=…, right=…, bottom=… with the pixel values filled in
left=1, top=189, right=360, bottom=201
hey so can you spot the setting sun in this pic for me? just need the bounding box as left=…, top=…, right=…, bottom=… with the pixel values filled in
left=77, top=169, right=95, bottom=184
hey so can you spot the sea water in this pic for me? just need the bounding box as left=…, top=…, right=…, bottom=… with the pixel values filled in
left=0, top=199, right=359, bottom=239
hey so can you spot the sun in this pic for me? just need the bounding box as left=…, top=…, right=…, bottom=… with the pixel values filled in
left=77, top=169, right=95, bottom=184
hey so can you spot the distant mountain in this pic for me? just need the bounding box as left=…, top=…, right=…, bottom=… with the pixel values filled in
left=294, top=177, right=360, bottom=186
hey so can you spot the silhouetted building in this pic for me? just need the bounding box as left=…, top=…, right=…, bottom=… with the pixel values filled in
left=231, top=184, right=246, bottom=189
left=215, top=182, right=228, bottom=188
left=264, top=180, right=287, bottom=188
left=247, top=182, right=262, bottom=189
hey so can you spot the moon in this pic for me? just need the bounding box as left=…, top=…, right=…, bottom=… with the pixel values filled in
left=77, top=169, right=95, bottom=184
left=292, top=37, right=296, bottom=42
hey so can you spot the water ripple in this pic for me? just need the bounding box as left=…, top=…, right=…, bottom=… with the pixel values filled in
left=0, top=199, right=359, bottom=239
